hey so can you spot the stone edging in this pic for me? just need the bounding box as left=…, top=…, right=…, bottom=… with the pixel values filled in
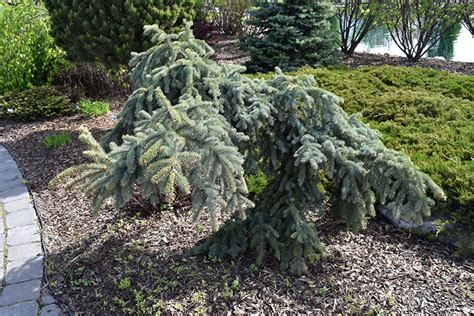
left=0, top=145, right=62, bottom=315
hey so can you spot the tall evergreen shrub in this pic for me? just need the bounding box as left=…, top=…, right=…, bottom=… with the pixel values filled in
left=43, top=0, right=196, bottom=66
left=52, top=24, right=445, bottom=274
left=241, top=0, right=339, bottom=73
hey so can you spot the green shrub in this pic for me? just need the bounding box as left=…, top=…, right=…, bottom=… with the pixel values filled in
left=43, top=132, right=72, bottom=149
left=241, top=0, right=339, bottom=73
left=43, top=0, right=196, bottom=66
left=0, top=86, right=75, bottom=120
left=80, top=100, right=110, bottom=117
left=286, top=66, right=474, bottom=236
left=0, top=2, right=66, bottom=94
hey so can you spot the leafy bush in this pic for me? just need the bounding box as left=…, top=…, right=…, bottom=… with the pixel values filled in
left=80, top=100, right=110, bottom=117
left=208, top=0, right=254, bottom=36
left=54, top=63, right=127, bottom=99
left=0, top=86, right=75, bottom=120
left=241, top=0, right=339, bottom=73
left=0, top=1, right=66, bottom=94
left=463, top=5, right=474, bottom=35
left=192, top=0, right=216, bottom=40
left=44, top=132, right=72, bottom=149
left=283, top=66, right=473, bottom=238
left=52, top=24, right=445, bottom=274
left=335, top=0, right=383, bottom=55
left=382, top=0, right=468, bottom=62
left=43, top=0, right=197, bottom=66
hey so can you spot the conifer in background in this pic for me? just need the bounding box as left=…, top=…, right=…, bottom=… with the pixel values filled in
left=43, top=0, right=196, bottom=66
left=241, top=0, right=339, bottom=73
left=51, top=24, right=446, bottom=275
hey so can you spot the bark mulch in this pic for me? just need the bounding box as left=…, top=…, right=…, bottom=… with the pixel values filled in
left=342, top=52, right=474, bottom=76
left=210, top=37, right=474, bottom=75
left=0, top=104, right=473, bottom=314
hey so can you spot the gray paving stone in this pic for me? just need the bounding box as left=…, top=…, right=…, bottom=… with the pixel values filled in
left=5, top=256, right=43, bottom=284
left=0, top=279, right=41, bottom=306
left=7, top=224, right=40, bottom=246
left=7, top=243, right=42, bottom=262
left=0, top=161, right=16, bottom=173
left=0, top=186, right=29, bottom=204
left=0, top=153, right=11, bottom=163
left=41, top=290, right=56, bottom=306
left=6, top=208, right=37, bottom=229
left=0, top=252, right=4, bottom=286
left=40, top=304, right=61, bottom=316
left=0, top=168, right=22, bottom=182
left=0, top=300, right=38, bottom=315
left=3, top=199, right=31, bottom=214
left=0, top=179, right=23, bottom=193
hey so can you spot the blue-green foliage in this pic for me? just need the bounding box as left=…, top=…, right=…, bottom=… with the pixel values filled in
left=52, top=24, right=446, bottom=274
left=241, top=1, right=339, bottom=73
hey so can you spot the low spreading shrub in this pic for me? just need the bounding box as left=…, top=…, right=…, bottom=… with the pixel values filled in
left=43, top=132, right=72, bottom=149
left=0, top=2, right=66, bottom=94
left=0, top=86, right=75, bottom=120
left=80, top=100, right=110, bottom=117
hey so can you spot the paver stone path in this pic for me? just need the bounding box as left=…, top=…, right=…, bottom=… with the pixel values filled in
left=0, top=145, right=62, bottom=316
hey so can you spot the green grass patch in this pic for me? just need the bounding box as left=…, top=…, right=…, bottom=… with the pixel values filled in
left=256, top=66, right=474, bottom=236
left=43, top=132, right=72, bottom=149
left=80, top=99, right=110, bottom=117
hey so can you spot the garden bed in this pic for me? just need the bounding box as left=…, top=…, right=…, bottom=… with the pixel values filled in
left=210, top=37, right=474, bottom=75
left=0, top=65, right=473, bottom=314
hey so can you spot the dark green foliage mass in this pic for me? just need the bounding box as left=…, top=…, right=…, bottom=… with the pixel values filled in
left=43, top=0, right=196, bottom=66
left=241, top=0, right=339, bottom=73
left=0, top=86, right=75, bottom=120
left=52, top=24, right=446, bottom=274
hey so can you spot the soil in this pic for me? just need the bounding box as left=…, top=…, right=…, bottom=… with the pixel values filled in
left=0, top=105, right=473, bottom=313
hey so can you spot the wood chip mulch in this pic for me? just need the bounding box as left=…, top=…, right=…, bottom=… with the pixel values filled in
left=342, top=52, right=474, bottom=75
left=0, top=101, right=472, bottom=314
left=209, top=36, right=474, bottom=75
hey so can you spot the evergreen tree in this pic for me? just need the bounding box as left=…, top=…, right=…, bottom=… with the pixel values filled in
left=43, top=0, right=196, bottom=66
left=51, top=23, right=446, bottom=274
left=241, top=0, right=339, bottom=73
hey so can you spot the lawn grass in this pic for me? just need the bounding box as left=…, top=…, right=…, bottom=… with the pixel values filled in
left=255, top=66, right=473, bottom=244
